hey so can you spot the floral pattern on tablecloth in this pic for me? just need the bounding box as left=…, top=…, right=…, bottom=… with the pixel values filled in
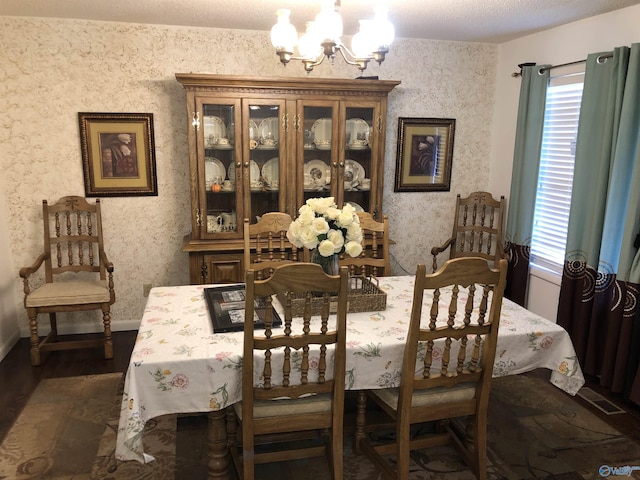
left=115, top=277, right=585, bottom=463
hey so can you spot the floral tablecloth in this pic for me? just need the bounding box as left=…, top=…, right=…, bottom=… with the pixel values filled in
left=115, top=276, right=584, bottom=463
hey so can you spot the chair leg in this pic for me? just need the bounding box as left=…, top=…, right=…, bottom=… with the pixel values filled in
left=354, top=390, right=367, bottom=454
left=28, top=310, right=40, bottom=366
left=101, top=305, right=113, bottom=359
left=331, top=428, right=344, bottom=480
left=473, top=415, right=488, bottom=480
left=396, top=422, right=411, bottom=480
left=242, top=419, right=255, bottom=480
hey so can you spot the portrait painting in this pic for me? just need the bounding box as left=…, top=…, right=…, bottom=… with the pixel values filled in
left=79, top=112, right=157, bottom=196
left=394, top=117, right=455, bottom=192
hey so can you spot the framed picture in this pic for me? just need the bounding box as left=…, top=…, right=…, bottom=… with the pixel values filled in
left=78, top=112, right=157, bottom=196
left=394, top=117, right=456, bottom=192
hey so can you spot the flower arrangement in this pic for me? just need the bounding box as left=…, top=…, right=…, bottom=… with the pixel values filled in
left=287, top=197, right=363, bottom=258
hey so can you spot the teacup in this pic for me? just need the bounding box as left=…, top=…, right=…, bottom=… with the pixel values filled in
left=218, top=137, right=229, bottom=146
left=222, top=180, right=232, bottom=190
left=360, top=178, right=371, bottom=190
left=263, top=138, right=277, bottom=147
left=351, top=139, right=367, bottom=147
left=249, top=139, right=258, bottom=150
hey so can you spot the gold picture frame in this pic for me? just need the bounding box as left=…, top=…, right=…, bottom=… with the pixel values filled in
left=394, top=117, right=455, bottom=192
left=79, top=112, right=157, bottom=197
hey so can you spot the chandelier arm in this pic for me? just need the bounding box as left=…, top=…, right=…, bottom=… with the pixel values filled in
left=335, top=46, right=370, bottom=71
left=302, top=54, right=328, bottom=73
left=338, top=43, right=372, bottom=62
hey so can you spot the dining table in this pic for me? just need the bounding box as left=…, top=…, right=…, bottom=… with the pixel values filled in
left=115, top=275, right=585, bottom=479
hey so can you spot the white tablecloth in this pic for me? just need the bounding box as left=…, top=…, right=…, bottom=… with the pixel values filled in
left=115, top=276, right=584, bottom=463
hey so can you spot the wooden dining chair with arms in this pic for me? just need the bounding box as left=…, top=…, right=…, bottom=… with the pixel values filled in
left=227, top=263, right=349, bottom=480
left=243, top=212, right=303, bottom=280
left=355, top=256, right=508, bottom=480
left=340, top=212, right=390, bottom=277
left=19, top=195, right=115, bottom=366
left=431, top=191, right=505, bottom=272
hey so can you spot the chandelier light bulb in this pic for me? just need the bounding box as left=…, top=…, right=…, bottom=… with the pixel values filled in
left=270, top=9, right=298, bottom=52
left=298, top=21, right=321, bottom=59
left=314, top=0, right=343, bottom=43
left=351, top=20, right=375, bottom=58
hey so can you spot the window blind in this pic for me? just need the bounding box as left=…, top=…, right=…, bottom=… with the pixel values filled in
left=530, top=80, right=584, bottom=272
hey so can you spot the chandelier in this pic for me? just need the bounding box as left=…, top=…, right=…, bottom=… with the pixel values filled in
left=270, top=0, right=395, bottom=73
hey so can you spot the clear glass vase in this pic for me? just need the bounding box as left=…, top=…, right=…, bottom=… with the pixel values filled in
left=311, top=248, right=339, bottom=276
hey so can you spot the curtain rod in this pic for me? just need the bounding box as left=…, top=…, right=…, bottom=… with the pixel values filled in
left=511, top=53, right=613, bottom=77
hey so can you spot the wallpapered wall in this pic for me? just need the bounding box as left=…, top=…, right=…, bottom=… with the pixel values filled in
left=0, top=17, right=497, bottom=336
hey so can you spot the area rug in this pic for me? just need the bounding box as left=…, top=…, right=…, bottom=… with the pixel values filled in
left=1, top=373, right=639, bottom=479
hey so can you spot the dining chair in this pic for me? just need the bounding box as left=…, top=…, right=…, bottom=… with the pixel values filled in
left=227, top=263, right=349, bottom=480
left=19, top=196, right=115, bottom=366
left=340, top=212, right=390, bottom=276
left=243, top=212, right=303, bottom=280
left=355, top=257, right=508, bottom=480
left=431, top=191, right=505, bottom=272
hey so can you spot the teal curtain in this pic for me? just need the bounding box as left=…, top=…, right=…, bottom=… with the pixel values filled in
left=558, top=44, right=640, bottom=405
left=505, top=65, right=550, bottom=305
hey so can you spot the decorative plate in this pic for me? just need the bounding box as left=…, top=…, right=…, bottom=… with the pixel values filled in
left=304, top=159, right=330, bottom=188
left=261, top=158, right=279, bottom=187
left=258, top=117, right=279, bottom=143
left=311, top=117, right=332, bottom=146
left=227, top=160, right=261, bottom=184
left=346, top=118, right=370, bottom=146
left=203, top=116, right=226, bottom=147
left=205, top=157, right=226, bottom=187
left=344, top=159, right=365, bottom=185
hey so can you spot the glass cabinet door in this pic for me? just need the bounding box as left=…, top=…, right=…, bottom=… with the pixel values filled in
left=243, top=100, right=286, bottom=225
left=198, top=100, right=241, bottom=238
left=300, top=103, right=337, bottom=207
left=343, top=104, right=377, bottom=214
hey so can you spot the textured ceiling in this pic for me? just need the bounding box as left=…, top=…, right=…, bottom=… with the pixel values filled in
left=1, top=0, right=639, bottom=43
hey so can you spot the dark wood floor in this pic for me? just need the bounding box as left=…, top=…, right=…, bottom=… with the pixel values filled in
left=1, top=330, right=640, bottom=446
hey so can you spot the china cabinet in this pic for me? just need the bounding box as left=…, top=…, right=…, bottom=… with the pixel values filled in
left=176, top=74, right=400, bottom=284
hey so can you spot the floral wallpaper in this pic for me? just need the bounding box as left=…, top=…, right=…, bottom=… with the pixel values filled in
left=0, top=17, right=497, bottom=336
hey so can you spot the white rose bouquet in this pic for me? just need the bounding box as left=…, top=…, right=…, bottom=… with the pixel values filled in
left=287, top=197, right=363, bottom=258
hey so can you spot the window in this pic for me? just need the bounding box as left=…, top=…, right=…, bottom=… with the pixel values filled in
left=530, top=74, right=584, bottom=273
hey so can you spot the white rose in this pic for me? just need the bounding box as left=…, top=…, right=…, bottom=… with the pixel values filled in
left=286, top=222, right=304, bottom=247
left=318, top=239, right=336, bottom=256
left=347, top=223, right=363, bottom=243
left=327, top=229, right=345, bottom=252
left=311, top=217, right=330, bottom=235
left=300, top=228, right=320, bottom=249
left=344, top=240, right=363, bottom=258
left=305, top=198, right=319, bottom=211
left=298, top=207, right=315, bottom=225
left=343, top=203, right=357, bottom=215
left=337, top=211, right=354, bottom=226
left=314, top=197, right=336, bottom=214
left=326, top=207, right=340, bottom=221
